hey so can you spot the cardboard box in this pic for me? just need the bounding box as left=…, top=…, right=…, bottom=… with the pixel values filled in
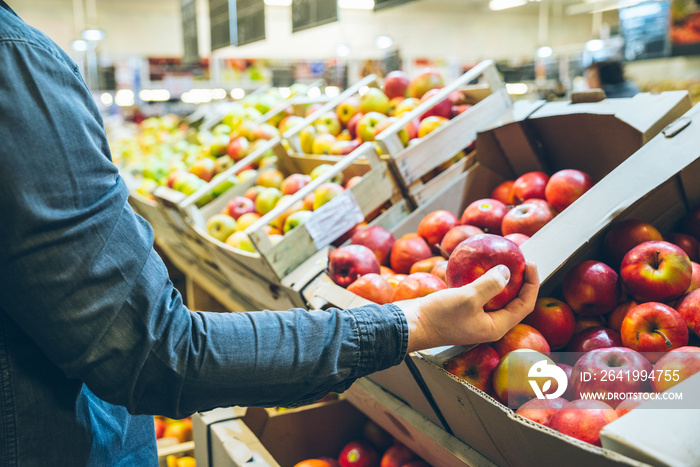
left=415, top=103, right=700, bottom=466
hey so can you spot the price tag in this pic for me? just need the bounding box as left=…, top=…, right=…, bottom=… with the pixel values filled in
left=305, top=191, right=364, bottom=249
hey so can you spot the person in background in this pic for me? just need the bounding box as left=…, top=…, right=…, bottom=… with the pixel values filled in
left=585, top=59, right=640, bottom=98
left=0, top=2, right=539, bottom=465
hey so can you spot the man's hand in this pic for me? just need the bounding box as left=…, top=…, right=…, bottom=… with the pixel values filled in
left=396, top=262, right=540, bottom=353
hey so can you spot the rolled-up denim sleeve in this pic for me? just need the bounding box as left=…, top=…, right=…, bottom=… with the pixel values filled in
left=0, top=38, right=408, bottom=418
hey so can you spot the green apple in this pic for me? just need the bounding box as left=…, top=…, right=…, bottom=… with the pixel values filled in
left=283, top=210, right=313, bottom=234
left=408, top=69, right=445, bottom=99
left=299, top=126, right=318, bottom=154
left=225, top=231, right=256, bottom=253
left=255, top=187, right=283, bottom=215
left=310, top=164, right=343, bottom=184
left=227, top=136, right=250, bottom=161
left=206, top=213, right=238, bottom=242
left=256, top=168, right=285, bottom=189
left=395, top=97, right=421, bottom=117
left=209, top=133, right=231, bottom=157
left=214, top=155, right=234, bottom=175
left=313, top=182, right=344, bottom=210
left=315, top=111, right=342, bottom=136
left=418, top=116, right=449, bottom=138
left=210, top=173, right=239, bottom=197
left=336, top=96, right=361, bottom=125
left=359, top=88, right=390, bottom=115
left=238, top=169, right=258, bottom=183
left=357, top=112, right=388, bottom=142
left=212, top=123, right=232, bottom=135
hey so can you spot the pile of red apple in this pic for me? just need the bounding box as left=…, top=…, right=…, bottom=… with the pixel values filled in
left=295, top=69, right=473, bottom=158
left=155, top=416, right=193, bottom=444
left=327, top=168, right=593, bottom=305
left=293, top=420, right=429, bottom=467
left=443, top=207, right=700, bottom=447
left=205, top=164, right=364, bottom=253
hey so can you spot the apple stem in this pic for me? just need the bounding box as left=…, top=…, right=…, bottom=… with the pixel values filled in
left=653, top=250, right=661, bottom=269
left=654, top=329, right=673, bottom=348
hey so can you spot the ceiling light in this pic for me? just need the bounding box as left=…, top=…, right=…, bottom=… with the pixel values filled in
left=375, top=35, right=393, bottom=49
left=585, top=39, right=605, bottom=51
left=212, top=88, right=227, bottom=100
left=489, top=0, right=527, bottom=10
left=335, top=43, right=351, bottom=57
left=325, top=86, right=340, bottom=97
left=71, top=39, right=89, bottom=52
left=278, top=87, right=291, bottom=98
left=307, top=87, right=322, bottom=98
left=230, top=88, right=246, bottom=100
left=536, top=46, right=553, bottom=58
left=506, top=83, right=529, bottom=95
left=81, top=28, right=105, bottom=41
left=115, top=89, right=135, bottom=107
left=264, top=0, right=292, bottom=5
left=100, top=93, right=113, bottom=106
left=139, top=89, right=171, bottom=102
left=339, top=0, right=374, bottom=10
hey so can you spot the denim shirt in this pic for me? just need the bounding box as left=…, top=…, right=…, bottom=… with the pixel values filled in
left=0, top=3, right=408, bottom=465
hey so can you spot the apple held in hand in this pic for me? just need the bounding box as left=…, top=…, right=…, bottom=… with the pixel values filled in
left=603, top=219, right=663, bottom=267
left=544, top=169, right=593, bottom=212
left=524, top=298, right=576, bottom=350
left=417, top=210, right=459, bottom=250
left=460, top=198, right=508, bottom=235
left=347, top=273, right=394, bottom=305
left=511, top=171, right=549, bottom=203
left=651, top=346, right=700, bottom=393
left=621, top=302, right=689, bottom=360
left=547, top=400, right=618, bottom=447
left=566, top=326, right=622, bottom=353
left=206, top=213, right=237, bottom=242
left=676, top=288, right=700, bottom=337
left=391, top=272, right=447, bottom=301
left=570, top=347, right=652, bottom=406
left=620, top=241, right=692, bottom=303
left=446, top=234, right=525, bottom=311
left=492, top=323, right=550, bottom=358
left=440, top=225, right=485, bottom=257
left=444, top=344, right=500, bottom=394
left=516, top=397, right=568, bottom=426
left=430, top=260, right=448, bottom=282
left=562, top=261, right=620, bottom=315
left=390, top=234, right=433, bottom=274
left=501, top=202, right=554, bottom=237
left=329, top=245, right=381, bottom=288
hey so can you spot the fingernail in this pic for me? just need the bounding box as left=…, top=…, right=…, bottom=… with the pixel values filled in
left=495, top=264, right=510, bottom=281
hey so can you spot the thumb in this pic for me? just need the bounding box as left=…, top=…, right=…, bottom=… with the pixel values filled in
left=469, top=265, right=510, bottom=305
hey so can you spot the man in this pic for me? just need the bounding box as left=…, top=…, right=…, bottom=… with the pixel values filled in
left=0, top=2, right=538, bottom=465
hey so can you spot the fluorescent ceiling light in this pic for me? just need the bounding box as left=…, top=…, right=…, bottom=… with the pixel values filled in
left=307, top=87, right=322, bottom=98
left=181, top=89, right=213, bottom=104
left=264, top=0, right=291, bottom=5
left=71, top=39, right=89, bottom=52
left=335, top=43, right=351, bottom=57
left=506, top=83, right=529, bottom=95
left=489, top=0, right=527, bottom=10
left=212, top=88, right=227, bottom=100
left=139, top=89, right=171, bottom=102
left=81, top=28, right=105, bottom=41
left=100, top=93, right=113, bottom=106
left=325, top=86, right=340, bottom=98
left=585, top=39, right=605, bottom=51
left=115, top=89, right=135, bottom=107
left=536, top=46, right=553, bottom=58
left=339, top=0, right=374, bottom=10
left=230, top=88, right=246, bottom=100
left=278, top=87, right=291, bottom=98
left=375, top=35, right=393, bottom=49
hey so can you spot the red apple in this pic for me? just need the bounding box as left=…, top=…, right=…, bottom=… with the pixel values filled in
left=603, top=219, right=664, bottom=267
left=621, top=302, right=689, bottom=361
left=451, top=104, right=472, bottom=118
left=189, top=158, right=216, bottom=182
left=651, top=346, right=700, bottom=393
left=256, top=168, right=285, bottom=189
left=383, top=70, right=410, bottom=100
left=295, top=460, right=339, bottom=467
left=409, top=256, right=444, bottom=274
left=566, top=326, right=622, bottom=353
left=491, top=180, right=516, bottom=205
left=571, top=347, right=652, bottom=407
left=351, top=225, right=395, bottom=266
left=347, top=273, right=394, bottom=305
left=379, top=444, right=417, bottom=467
left=521, top=198, right=558, bottom=217
left=444, top=344, right=500, bottom=394
left=226, top=196, right=256, bottom=220
left=562, top=261, right=620, bottom=315
left=620, top=240, right=692, bottom=303
left=544, top=169, right=593, bottom=212
left=338, top=440, right=379, bottom=467
left=607, top=300, right=638, bottom=333
left=408, top=69, right=444, bottom=99
left=666, top=232, right=699, bottom=262
left=504, top=233, right=529, bottom=246
left=390, top=234, right=433, bottom=274
left=460, top=198, right=508, bottom=235
left=387, top=274, right=407, bottom=290
left=492, top=349, right=556, bottom=408
left=417, top=210, right=459, bottom=250
left=516, top=397, right=569, bottom=426
left=492, top=323, right=550, bottom=358
left=430, top=260, right=448, bottom=282
left=419, top=88, right=451, bottom=120
left=524, top=297, right=576, bottom=350
left=500, top=202, right=554, bottom=237
left=440, top=225, right=485, bottom=257
left=336, top=96, right=361, bottom=125
left=676, top=288, right=700, bottom=337
left=446, top=234, right=525, bottom=311
left=227, top=136, right=250, bottom=161
left=511, top=171, right=549, bottom=203
left=574, top=315, right=607, bottom=335
left=347, top=113, right=363, bottom=140
left=280, top=173, right=311, bottom=196
left=328, top=245, right=381, bottom=288
left=688, top=262, right=700, bottom=292
left=548, top=399, right=618, bottom=446
left=391, top=272, right=447, bottom=302
left=417, top=116, right=448, bottom=138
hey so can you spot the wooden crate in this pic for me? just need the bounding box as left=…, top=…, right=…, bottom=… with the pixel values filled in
left=374, top=59, right=512, bottom=206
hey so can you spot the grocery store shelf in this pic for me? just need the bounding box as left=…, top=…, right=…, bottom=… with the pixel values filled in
left=345, top=378, right=498, bottom=467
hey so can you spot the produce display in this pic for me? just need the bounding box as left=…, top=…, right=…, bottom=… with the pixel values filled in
left=326, top=168, right=594, bottom=306
left=442, top=207, right=700, bottom=447
left=292, top=420, right=429, bottom=467
left=155, top=416, right=195, bottom=467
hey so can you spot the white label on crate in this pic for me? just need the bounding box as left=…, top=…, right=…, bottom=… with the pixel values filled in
left=305, top=191, right=364, bottom=250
